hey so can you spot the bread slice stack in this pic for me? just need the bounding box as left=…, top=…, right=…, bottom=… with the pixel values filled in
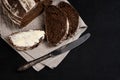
left=45, top=1, right=79, bottom=45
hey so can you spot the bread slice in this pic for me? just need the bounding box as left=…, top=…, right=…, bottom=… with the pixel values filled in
left=58, top=1, right=79, bottom=37
left=42, top=0, right=53, bottom=7
left=45, top=5, right=67, bottom=45
left=1, top=0, right=44, bottom=28
left=8, top=30, right=45, bottom=51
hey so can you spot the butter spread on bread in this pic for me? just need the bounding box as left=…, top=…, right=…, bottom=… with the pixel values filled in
left=9, top=30, right=45, bottom=50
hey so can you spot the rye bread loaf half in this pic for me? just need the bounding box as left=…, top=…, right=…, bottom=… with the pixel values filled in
left=58, top=1, right=79, bottom=37
left=44, top=5, right=67, bottom=45
left=8, top=30, right=45, bottom=51
left=1, top=0, right=52, bottom=28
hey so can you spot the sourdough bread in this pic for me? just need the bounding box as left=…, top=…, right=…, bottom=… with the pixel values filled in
left=58, top=1, right=79, bottom=37
left=45, top=5, right=67, bottom=45
left=1, top=0, right=52, bottom=28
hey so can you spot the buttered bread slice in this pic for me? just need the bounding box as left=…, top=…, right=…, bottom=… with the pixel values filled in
left=8, top=30, right=45, bottom=51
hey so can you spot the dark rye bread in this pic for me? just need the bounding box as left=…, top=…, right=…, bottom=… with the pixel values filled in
left=58, top=1, right=79, bottom=37
left=45, top=5, right=67, bottom=45
left=42, top=0, right=53, bottom=7
left=1, top=0, right=52, bottom=28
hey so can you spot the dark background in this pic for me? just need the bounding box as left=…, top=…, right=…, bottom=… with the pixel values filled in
left=0, top=0, right=120, bottom=80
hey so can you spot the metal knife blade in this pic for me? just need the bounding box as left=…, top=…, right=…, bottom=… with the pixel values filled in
left=18, top=33, right=91, bottom=71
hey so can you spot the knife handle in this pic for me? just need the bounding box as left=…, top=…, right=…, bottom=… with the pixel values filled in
left=18, top=54, right=53, bottom=71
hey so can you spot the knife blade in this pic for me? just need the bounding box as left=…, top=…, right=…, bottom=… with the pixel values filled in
left=18, top=33, right=91, bottom=71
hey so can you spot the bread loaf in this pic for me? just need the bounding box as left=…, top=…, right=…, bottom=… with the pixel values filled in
left=1, top=0, right=52, bottom=28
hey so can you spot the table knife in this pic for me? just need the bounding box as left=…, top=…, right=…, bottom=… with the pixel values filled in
left=18, top=33, right=91, bottom=71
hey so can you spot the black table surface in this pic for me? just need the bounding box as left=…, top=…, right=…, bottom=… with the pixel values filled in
left=0, top=0, right=120, bottom=80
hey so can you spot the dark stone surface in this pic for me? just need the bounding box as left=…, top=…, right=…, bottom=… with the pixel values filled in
left=0, top=0, right=120, bottom=80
